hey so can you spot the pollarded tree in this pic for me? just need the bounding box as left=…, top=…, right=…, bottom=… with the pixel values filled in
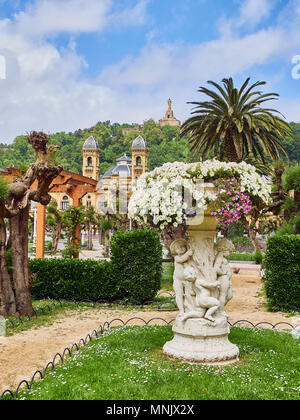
left=181, top=77, right=291, bottom=163
left=0, top=132, right=63, bottom=317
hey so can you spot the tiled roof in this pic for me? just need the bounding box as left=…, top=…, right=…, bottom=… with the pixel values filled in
left=83, top=136, right=100, bottom=150
left=132, top=135, right=147, bottom=149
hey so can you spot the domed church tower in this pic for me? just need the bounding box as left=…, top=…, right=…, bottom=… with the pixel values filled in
left=82, top=136, right=100, bottom=181
left=131, top=135, right=148, bottom=183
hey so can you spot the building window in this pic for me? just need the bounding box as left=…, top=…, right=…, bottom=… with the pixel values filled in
left=61, top=196, right=69, bottom=210
left=98, top=195, right=108, bottom=213
left=136, top=156, right=142, bottom=166
left=87, top=157, right=93, bottom=167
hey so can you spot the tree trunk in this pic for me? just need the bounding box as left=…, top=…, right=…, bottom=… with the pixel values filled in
left=0, top=218, right=16, bottom=317
left=98, top=227, right=103, bottom=245
left=104, top=231, right=110, bottom=257
left=163, top=224, right=187, bottom=250
left=247, top=224, right=261, bottom=253
left=51, top=223, right=62, bottom=254
left=87, top=225, right=93, bottom=250
left=9, top=206, right=34, bottom=316
left=225, top=132, right=241, bottom=163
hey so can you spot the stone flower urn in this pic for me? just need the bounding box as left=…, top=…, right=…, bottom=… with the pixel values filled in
left=163, top=207, right=240, bottom=365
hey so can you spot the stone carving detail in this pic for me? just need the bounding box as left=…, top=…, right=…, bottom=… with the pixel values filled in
left=170, top=237, right=234, bottom=325
left=164, top=235, right=239, bottom=364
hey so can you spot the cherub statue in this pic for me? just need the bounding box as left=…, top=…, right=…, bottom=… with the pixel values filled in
left=170, top=238, right=194, bottom=316
left=193, top=273, right=221, bottom=322
left=170, top=238, right=222, bottom=324
left=214, top=239, right=235, bottom=316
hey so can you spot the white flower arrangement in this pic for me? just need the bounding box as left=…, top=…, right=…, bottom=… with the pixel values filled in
left=128, top=159, right=272, bottom=229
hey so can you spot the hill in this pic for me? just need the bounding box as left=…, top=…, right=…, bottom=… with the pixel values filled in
left=0, top=120, right=299, bottom=175
left=0, top=120, right=192, bottom=176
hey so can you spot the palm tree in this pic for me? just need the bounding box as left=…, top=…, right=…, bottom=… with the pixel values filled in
left=181, top=77, right=291, bottom=163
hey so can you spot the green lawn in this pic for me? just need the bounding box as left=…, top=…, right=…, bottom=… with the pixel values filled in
left=8, top=325, right=300, bottom=401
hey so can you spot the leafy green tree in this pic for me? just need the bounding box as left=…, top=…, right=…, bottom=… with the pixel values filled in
left=181, top=77, right=291, bottom=163
left=62, top=206, right=84, bottom=258
left=283, top=122, right=300, bottom=163
left=282, top=165, right=300, bottom=233
left=142, top=119, right=163, bottom=146
left=83, top=206, right=97, bottom=250
left=46, top=200, right=63, bottom=254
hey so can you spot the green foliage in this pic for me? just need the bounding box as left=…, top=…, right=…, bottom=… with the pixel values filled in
left=227, top=222, right=245, bottom=239
left=283, top=165, right=300, bottom=193
left=30, top=230, right=163, bottom=303
left=181, top=77, right=291, bottom=163
left=30, top=258, right=115, bottom=301
left=9, top=326, right=300, bottom=401
left=0, top=120, right=192, bottom=175
left=227, top=253, right=257, bottom=261
left=0, top=176, right=9, bottom=201
left=253, top=250, right=264, bottom=265
left=283, top=122, right=300, bottom=163
left=5, top=247, right=13, bottom=273
left=276, top=213, right=300, bottom=236
left=110, top=229, right=163, bottom=302
left=265, top=235, right=300, bottom=311
left=231, top=236, right=254, bottom=252
left=1, top=117, right=299, bottom=175
left=61, top=206, right=84, bottom=258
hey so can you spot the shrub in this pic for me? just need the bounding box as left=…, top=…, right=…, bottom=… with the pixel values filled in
left=231, top=236, right=254, bottom=252
left=110, top=229, right=163, bottom=303
left=253, top=250, right=263, bottom=265
left=227, top=253, right=256, bottom=261
left=30, top=258, right=115, bottom=301
left=30, top=229, right=163, bottom=303
left=227, top=222, right=245, bottom=238
left=265, top=235, right=300, bottom=311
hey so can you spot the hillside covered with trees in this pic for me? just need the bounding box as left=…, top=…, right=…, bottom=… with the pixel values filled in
left=0, top=119, right=299, bottom=176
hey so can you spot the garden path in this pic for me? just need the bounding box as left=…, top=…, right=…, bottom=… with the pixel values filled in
left=0, top=269, right=299, bottom=392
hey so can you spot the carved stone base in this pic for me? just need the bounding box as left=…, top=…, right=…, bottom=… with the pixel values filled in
left=163, top=319, right=239, bottom=364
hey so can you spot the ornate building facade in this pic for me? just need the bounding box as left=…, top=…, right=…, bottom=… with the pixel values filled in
left=51, top=134, right=148, bottom=213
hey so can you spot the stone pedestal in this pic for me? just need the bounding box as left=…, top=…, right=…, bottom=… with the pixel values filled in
left=163, top=209, right=239, bottom=365
left=163, top=316, right=239, bottom=364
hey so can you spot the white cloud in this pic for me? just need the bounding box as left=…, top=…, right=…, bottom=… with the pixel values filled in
left=11, top=0, right=150, bottom=38
left=0, top=0, right=152, bottom=142
left=110, top=0, right=150, bottom=28
left=13, top=0, right=113, bottom=37
left=237, top=0, right=274, bottom=27
left=0, top=0, right=300, bottom=144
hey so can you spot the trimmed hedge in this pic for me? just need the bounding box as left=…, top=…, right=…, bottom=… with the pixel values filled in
left=30, top=229, right=162, bottom=303
left=110, top=229, right=163, bottom=303
left=265, top=235, right=300, bottom=311
left=30, top=258, right=115, bottom=301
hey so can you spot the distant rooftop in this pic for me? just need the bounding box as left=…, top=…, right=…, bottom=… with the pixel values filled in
left=132, top=134, right=147, bottom=149
left=116, top=154, right=132, bottom=164
left=83, top=136, right=100, bottom=150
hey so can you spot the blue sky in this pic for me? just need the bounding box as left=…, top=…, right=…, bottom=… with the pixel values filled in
left=0, top=0, right=299, bottom=143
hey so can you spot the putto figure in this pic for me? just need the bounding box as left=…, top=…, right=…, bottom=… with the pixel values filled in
left=169, top=236, right=236, bottom=325
left=214, top=239, right=235, bottom=317
left=170, top=239, right=194, bottom=316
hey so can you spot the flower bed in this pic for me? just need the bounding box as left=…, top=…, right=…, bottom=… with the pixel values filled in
left=128, top=160, right=271, bottom=230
